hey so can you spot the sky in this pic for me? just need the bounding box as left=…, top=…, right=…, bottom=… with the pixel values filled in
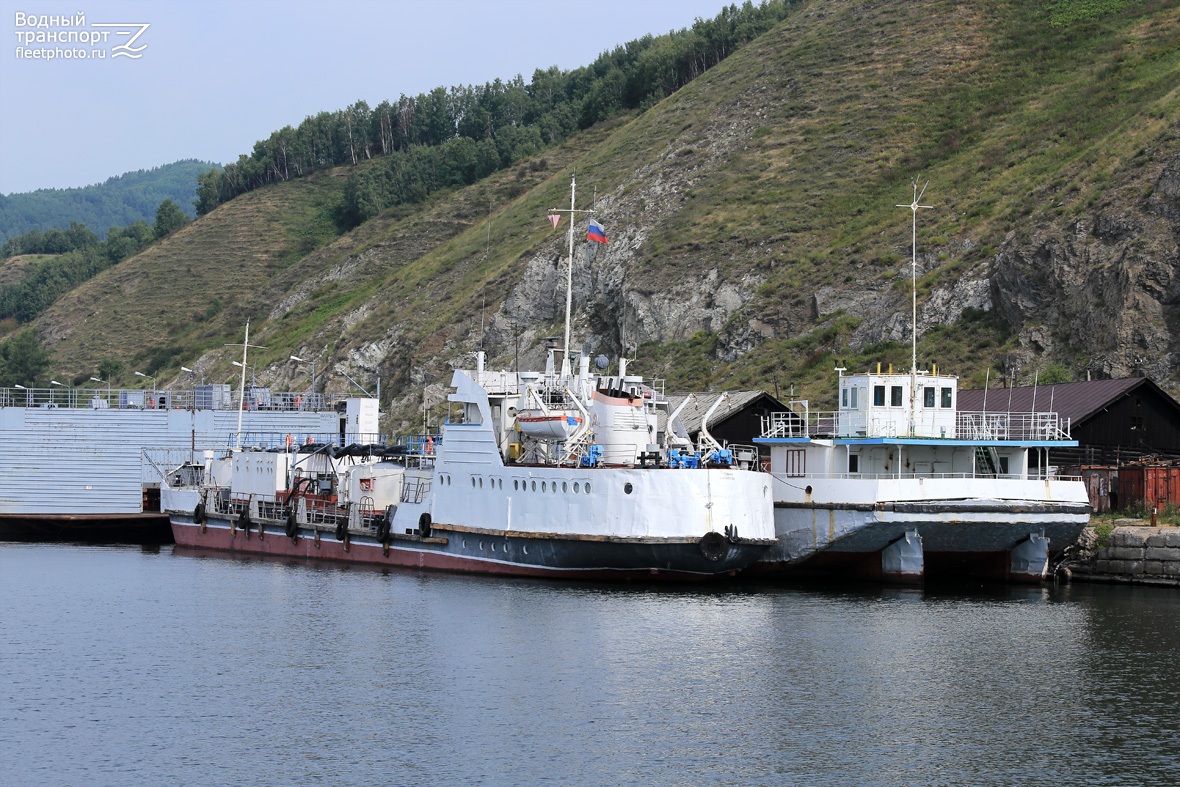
left=0, top=0, right=737, bottom=195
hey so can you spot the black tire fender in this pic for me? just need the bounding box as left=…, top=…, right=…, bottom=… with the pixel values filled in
left=699, top=531, right=727, bottom=562
left=285, top=510, right=298, bottom=539
left=418, top=512, right=432, bottom=539
left=193, top=503, right=206, bottom=525
left=335, top=519, right=347, bottom=542
left=238, top=509, right=251, bottom=533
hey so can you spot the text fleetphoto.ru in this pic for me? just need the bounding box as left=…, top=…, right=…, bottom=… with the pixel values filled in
left=13, top=11, right=149, bottom=61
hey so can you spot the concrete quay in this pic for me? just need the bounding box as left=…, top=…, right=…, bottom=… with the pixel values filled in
left=1065, top=522, right=1180, bottom=587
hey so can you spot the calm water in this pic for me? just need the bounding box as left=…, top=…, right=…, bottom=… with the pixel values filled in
left=2, top=543, right=1178, bottom=786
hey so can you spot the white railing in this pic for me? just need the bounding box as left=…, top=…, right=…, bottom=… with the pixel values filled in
left=0, top=385, right=342, bottom=412
left=956, top=411, right=1072, bottom=441
left=761, top=409, right=1073, bottom=441
left=773, top=470, right=1083, bottom=482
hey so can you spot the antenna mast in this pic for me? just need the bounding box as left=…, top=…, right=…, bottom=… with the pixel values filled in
left=225, top=321, right=266, bottom=449
left=897, top=181, right=932, bottom=436
left=547, top=174, right=595, bottom=378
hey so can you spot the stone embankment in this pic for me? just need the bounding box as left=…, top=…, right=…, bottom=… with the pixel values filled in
left=1065, top=523, right=1180, bottom=587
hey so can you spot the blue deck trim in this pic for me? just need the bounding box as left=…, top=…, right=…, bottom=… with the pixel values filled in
left=755, top=436, right=1078, bottom=448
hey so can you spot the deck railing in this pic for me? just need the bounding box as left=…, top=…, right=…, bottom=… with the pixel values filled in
left=772, top=470, right=1083, bottom=482
left=761, top=409, right=1073, bottom=441
left=0, top=386, right=342, bottom=411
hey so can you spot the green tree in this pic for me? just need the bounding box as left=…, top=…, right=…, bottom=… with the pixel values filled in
left=154, top=199, right=189, bottom=239
left=1039, top=361, right=1072, bottom=384
left=97, top=358, right=123, bottom=382
left=1, top=329, right=51, bottom=385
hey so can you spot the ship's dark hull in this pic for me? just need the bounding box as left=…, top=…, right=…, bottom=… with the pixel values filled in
left=171, top=515, right=771, bottom=582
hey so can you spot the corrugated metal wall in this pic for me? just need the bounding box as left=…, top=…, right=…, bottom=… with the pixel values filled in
left=0, top=408, right=342, bottom=515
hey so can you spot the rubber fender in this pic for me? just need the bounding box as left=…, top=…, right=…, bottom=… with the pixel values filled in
left=699, top=531, right=727, bottom=562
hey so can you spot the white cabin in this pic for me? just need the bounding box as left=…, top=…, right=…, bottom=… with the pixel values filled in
left=838, top=367, right=958, bottom=439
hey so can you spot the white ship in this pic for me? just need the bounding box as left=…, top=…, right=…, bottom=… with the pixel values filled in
left=752, top=185, right=1091, bottom=582
left=753, top=363, right=1092, bottom=581
left=162, top=348, right=776, bottom=580
left=161, top=175, right=775, bottom=580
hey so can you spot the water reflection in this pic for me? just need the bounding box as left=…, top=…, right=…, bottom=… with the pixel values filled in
left=2, top=542, right=1177, bottom=786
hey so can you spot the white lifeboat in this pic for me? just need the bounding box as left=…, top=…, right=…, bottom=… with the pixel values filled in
left=516, top=409, right=583, bottom=441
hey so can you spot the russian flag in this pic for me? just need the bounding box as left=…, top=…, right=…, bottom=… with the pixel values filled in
left=587, top=219, right=608, bottom=244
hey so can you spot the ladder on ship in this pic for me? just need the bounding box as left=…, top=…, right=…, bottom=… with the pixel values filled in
left=974, top=446, right=1001, bottom=478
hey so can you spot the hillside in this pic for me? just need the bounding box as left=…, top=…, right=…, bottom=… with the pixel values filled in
left=20, top=0, right=1180, bottom=429
left=0, top=159, right=217, bottom=241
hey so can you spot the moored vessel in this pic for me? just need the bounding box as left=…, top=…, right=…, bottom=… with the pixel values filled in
left=752, top=185, right=1091, bottom=582
left=163, top=349, right=776, bottom=580
left=753, top=363, right=1092, bottom=582
left=162, top=175, right=775, bottom=580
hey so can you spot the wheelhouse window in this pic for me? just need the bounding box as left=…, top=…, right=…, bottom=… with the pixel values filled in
left=842, top=387, right=848, bottom=407
left=848, top=454, right=860, bottom=473
left=923, top=387, right=935, bottom=408
left=941, top=387, right=953, bottom=408
left=873, top=386, right=885, bottom=406
left=890, top=386, right=903, bottom=407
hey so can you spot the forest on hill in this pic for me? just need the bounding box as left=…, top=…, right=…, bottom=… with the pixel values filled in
left=2, top=0, right=1177, bottom=428
left=0, top=159, right=216, bottom=242
left=192, top=0, right=799, bottom=226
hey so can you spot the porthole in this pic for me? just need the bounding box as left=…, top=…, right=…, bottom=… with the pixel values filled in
left=562, top=481, right=568, bottom=493
left=471, top=477, right=476, bottom=488
left=573, top=482, right=580, bottom=493
left=531, top=480, right=536, bottom=492
left=480, top=541, right=485, bottom=550
left=491, top=542, right=496, bottom=552
left=462, top=539, right=468, bottom=548
left=522, top=544, right=529, bottom=555
left=624, top=482, right=633, bottom=495
left=479, top=477, right=484, bottom=488
left=585, top=482, right=591, bottom=494
left=514, top=479, right=519, bottom=491
left=541, top=480, right=547, bottom=492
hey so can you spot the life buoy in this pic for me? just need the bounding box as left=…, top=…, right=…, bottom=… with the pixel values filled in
left=335, top=519, right=347, bottom=542
left=418, top=513, right=432, bottom=539
left=285, top=510, right=298, bottom=539
left=285, top=434, right=293, bottom=448
left=193, top=502, right=206, bottom=525
left=425, top=436, right=434, bottom=455
left=699, top=531, right=727, bottom=562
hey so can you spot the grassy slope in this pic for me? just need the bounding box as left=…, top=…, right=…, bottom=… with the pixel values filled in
left=22, top=0, right=1180, bottom=413
left=37, top=169, right=347, bottom=375
left=633, top=0, right=1179, bottom=402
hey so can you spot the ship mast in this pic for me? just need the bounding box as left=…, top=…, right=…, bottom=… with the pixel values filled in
left=226, top=321, right=265, bottom=449
left=897, top=181, right=932, bottom=436
left=548, top=174, right=594, bottom=378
